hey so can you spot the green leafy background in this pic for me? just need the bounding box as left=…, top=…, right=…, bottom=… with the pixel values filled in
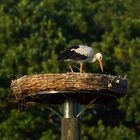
left=0, top=0, right=140, bottom=139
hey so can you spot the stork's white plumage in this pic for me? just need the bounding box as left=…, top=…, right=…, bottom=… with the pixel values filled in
left=57, top=45, right=103, bottom=73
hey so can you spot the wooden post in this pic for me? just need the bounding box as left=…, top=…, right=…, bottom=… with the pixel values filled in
left=61, top=100, right=80, bottom=140
left=61, top=117, right=80, bottom=140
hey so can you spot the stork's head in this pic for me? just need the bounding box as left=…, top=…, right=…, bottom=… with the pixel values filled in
left=96, top=53, right=103, bottom=72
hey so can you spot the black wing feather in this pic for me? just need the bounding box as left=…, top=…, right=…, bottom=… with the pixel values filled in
left=57, top=45, right=87, bottom=61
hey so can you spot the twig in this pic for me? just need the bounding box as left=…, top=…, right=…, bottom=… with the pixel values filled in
left=46, top=105, right=63, bottom=118
left=76, top=96, right=101, bottom=118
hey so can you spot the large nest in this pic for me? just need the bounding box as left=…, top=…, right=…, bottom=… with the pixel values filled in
left=11, top=73, right=127, bottom=104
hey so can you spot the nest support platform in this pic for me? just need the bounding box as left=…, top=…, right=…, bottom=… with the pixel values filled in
left=11, top=73, right=127, bottom=105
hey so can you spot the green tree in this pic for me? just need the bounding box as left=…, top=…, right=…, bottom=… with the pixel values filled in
left=0, top=0, right=140, bottom=139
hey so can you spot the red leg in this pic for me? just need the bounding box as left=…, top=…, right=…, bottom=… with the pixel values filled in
left=80, top=63, right=83, bottom=73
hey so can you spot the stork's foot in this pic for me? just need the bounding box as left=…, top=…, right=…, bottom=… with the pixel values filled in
left=80, top=68, right=85, bottom=73
left=80, top=70, right=85, bottom=73
left=68, top=65, right=74, bottom=73
left=79, top=70, right=85, bottom=73
left=66, top=65, right=74, bottom=74
left=67, top=71, right=74, bottom=75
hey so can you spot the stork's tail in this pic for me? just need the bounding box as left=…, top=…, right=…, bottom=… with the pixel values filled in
left=57, top=51, right=72, bottom=61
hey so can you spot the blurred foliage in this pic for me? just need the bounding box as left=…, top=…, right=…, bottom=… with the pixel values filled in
left=0, top=0, right=140, bottom=139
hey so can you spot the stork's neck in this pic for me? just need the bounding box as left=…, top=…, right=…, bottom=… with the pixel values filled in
left=91, top=54, right=97, bottom=62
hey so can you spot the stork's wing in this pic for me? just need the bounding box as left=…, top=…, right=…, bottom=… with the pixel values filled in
left=57, top=46, right=88, bottom=61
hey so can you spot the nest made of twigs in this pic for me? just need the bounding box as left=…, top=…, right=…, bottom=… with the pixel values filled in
left=11, top=73, right=127, bottom=104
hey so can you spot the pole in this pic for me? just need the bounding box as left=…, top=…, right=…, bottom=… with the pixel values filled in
left=61, top=100, right=80, bottom=140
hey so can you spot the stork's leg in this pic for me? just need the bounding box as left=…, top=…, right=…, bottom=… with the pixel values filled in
left=69, top=65, right=74, bottom=73
left=80, top=63, right=83, bottom=73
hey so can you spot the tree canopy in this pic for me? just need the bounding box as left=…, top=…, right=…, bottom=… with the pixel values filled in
left=0, top=0, right=140, bottom=139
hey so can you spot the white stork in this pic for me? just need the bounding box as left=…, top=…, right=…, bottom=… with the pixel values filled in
left=57, top=45, right=103, bottom=73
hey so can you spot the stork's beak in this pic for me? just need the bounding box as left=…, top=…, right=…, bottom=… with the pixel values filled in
left=98, top=59, right=103, bottom=72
